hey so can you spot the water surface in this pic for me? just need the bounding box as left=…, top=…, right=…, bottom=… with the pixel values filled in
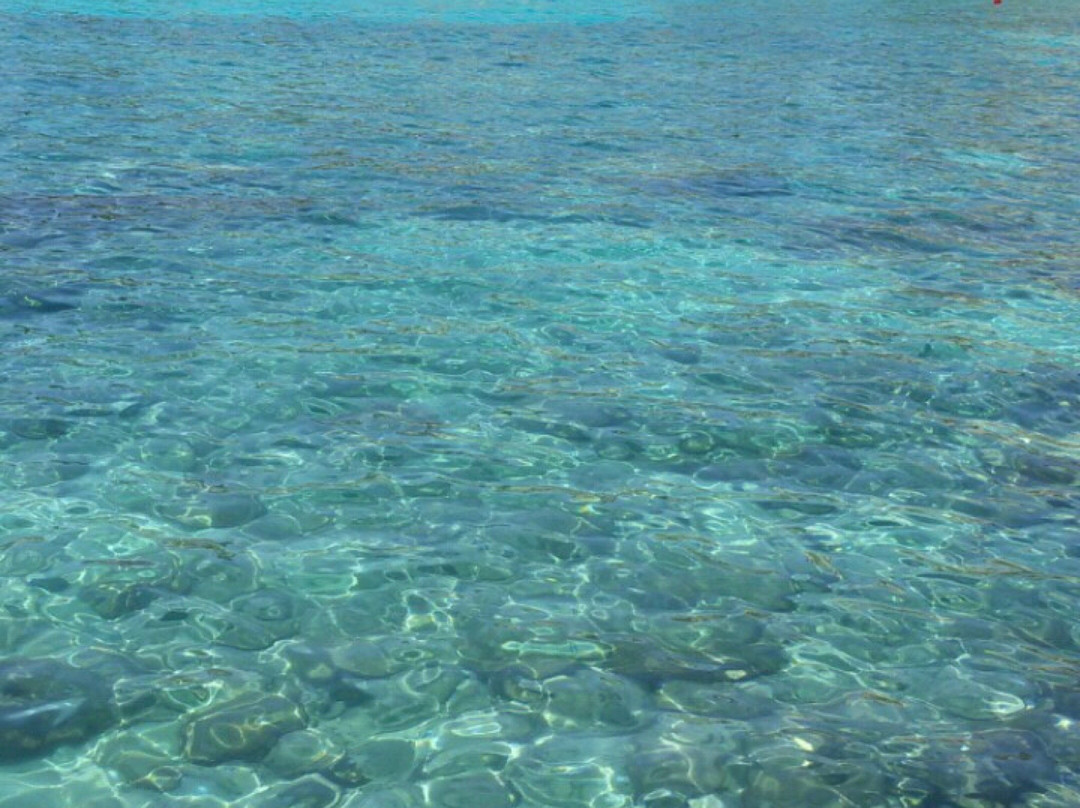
left=1, top=1, right=1079, bottom=806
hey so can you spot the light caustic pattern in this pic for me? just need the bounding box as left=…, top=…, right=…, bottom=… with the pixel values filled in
left=1, top=2, right=1078, bottom=807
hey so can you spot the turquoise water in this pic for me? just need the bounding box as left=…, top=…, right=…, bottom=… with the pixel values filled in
left=2, top=0, right=1079, bottom=805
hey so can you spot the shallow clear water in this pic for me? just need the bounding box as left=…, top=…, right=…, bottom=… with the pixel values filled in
left=1, top=1, right=1079, bottom=806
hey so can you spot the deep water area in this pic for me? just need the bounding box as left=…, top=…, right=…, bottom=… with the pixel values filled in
left=1, top=1, right=1079, bottom=806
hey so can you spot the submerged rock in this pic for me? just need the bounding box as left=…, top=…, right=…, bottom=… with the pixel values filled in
left=325, top=753, right=375, bottom=788
left=97, top=732, right=183, bottom=792
left=427, top=772, right=515, bottom=808
left=0, top=658, right=117, bottom=761
left=264, top=729, right=344, bottom=780
left=901, top=729, right=1055, bottom=806
left=507, top=736, right=631, bottom=808
left=254, top=775, right=341, bottom=808
left=158, top=492, right=267, bottom=530
left=7, top=417, right=72, bottom=440
left=603, top=634, right=787, bottom=688
left=219, top=587, right=305, bottom=647
left=283, top=642, right=374, bottom=708
left=80, top=581, right=160, bottom=619
left=181, top=549, right=259, bottom=602
left=184, top=694, right=306, bottom=765
left=543, top=668, right=647, bottom=730
left=341, top=738, right=416, bottom=782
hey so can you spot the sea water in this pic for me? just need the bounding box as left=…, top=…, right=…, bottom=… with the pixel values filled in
left=1, top=1, right=1078, bottom=806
